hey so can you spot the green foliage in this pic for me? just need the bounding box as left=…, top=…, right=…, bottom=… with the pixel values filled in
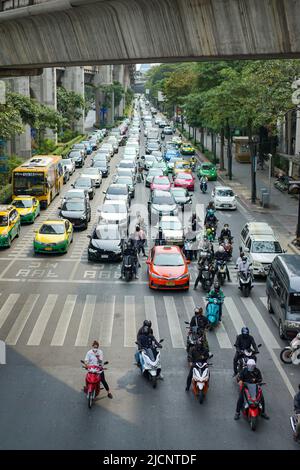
left=0, top=99, right=24, bottom=139
left=0, top=183, right=12, bottom=204
left=59, top=130, right=80, bottom=143
left=57, top=86, right=84, bottom=131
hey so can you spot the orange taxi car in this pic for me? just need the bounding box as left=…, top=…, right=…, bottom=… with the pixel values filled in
left=146, top=245, right=190, bottom=290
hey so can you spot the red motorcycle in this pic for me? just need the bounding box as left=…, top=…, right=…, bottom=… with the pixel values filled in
left=81, top=360, right=108, bottom=409
left=240, top=381, right=265, bottom=431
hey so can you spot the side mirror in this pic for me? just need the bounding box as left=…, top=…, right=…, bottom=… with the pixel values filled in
left=104, top=361, right=109, bottom=365
left=34, top=229, right=38, bottom=233
left=71, top=184, right=74, bottom=188
left=58, top=206, right=61, bottom=210
left=87, top=235, right=91, bottom=239
left=103, top=191, right=106, bottom=194
left=159, top=339, right=164, bottom=343
left=257, top=344, right=262, bottom=348
left=244, top=248, right=250, bottom=253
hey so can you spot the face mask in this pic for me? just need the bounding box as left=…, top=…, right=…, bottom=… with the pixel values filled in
left=92, top=348, right=98, bottom=353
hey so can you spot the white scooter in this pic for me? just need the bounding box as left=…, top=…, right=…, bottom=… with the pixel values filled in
left=135, top=339, right=164, bottom=388
left=192, top=357, right=213, bottom=404
left=280, top=332, right=300, bottom=365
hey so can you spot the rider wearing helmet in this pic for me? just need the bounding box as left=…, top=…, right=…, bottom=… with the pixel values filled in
left=190, top=307, right=209, bottom=334
left=237, top=255, right=251, bottom=274
left=207, top=281, right=225, bottom=321
left=137, top=320, right=153, bottom=338
left=234, top=359, right=269, bottom=420
left=194, top=246, right=214, bottom=289
left=233, top=327, right=259, bottom=376
left=135, top=325, right=163, bottom=377
left=219, top=224, right=233, bottom=243
left=120, top=238, right=140, bottom=279
left=214, top=245, right=231, bottom=282
left=185, top=336, right=210, bottom=392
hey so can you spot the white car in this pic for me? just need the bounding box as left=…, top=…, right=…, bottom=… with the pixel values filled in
left=155, top=215, right=184, bottom=246
left=80, top=168, right=102, bottom=188
left=107, top=136, right=119, bottom=153
left=97, top=199, right=129, bottom=231
left=62, top=158, right=75, bottom=175
left=212, top=186, right=237, bottom=210
left=244, top=235, right=285, bottom=277
left=100, top=143, right=114, bottom=158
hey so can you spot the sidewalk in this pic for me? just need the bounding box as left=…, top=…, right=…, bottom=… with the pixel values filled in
left=179, top=125, right=300, bottom=255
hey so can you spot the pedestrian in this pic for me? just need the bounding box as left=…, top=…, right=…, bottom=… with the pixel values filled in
left=135, top=225, right=146, bottom=256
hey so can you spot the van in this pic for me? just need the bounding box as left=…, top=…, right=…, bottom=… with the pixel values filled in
left=266, top=254, right=300, bottom=339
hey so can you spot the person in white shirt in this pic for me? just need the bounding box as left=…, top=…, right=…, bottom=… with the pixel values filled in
left=84, top=340, right=113, bottom=398
left=237, top=256, right=251, bottom=273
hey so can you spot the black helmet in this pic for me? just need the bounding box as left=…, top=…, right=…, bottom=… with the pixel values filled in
left=142, top=326, right=149, bottom=335
left=241, top=327, right=249, bottom=336
left=143, top=320, right=152, bottom=328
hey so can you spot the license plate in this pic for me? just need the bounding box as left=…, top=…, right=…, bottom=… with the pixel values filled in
left=223, top=204, right=230, bottom=207
left=45, top=247, right=52, bottom=251
left=101, top=255, right=109, bottom=259
left=166, top=281, right=175, bottom=286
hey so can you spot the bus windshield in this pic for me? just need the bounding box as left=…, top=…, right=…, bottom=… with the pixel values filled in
left=13, top=172, right=46, bottom=196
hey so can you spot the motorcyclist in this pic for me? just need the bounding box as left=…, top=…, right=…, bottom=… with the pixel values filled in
left=190, top=307, right=209, bottom=334
left=237, top=256, right=252, bottom=286
left=185, top=337, right=210, bottom=392
left=234, top=359, right=269, bottom=420
left=199, top=234, right=214, bottom=255
left=204, top=208, right=218, bottom=227
left=207, top=281, right=225, bottom=321
left=200, top=175, right=208, bottom=191
left=120, top=240, right=139, bottom=279
left=137, top=319, right=153, bottom=338
left=233, top=327, right=259, bottom=376
left=206, top=201, right=215, bottom=212
left=135, top=326, right=163, bottom=377
left=194, top=251, right=214, bottom=289
left=219, top=224, right=233, bottom=243
left=191, top=212, right=202, bottom=232
left=214, top=245, right=231, bottom=282
left=235, top=251, right=246, bottom=268
left=293, top=384, right=300, bottom=442
left=84, top=340, right=113, bottom=399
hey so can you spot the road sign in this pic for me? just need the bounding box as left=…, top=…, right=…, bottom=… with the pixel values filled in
left=157, top=91, right=165, bottom=102
left=145, top=89, right=150, bottom=95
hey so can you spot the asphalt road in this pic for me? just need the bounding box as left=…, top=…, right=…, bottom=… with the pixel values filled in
left=0, top=112, right=298, bottom=450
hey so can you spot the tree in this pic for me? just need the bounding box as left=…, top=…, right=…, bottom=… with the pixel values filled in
left=57, top=86, right=85, bottom=131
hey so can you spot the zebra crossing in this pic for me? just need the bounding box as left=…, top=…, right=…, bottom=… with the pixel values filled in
left=0, top=290, right=279, bottom=350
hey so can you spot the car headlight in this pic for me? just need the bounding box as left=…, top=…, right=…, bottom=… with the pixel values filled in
left=285, top=320, right=300, bottom=329
left=80, top=216, right=86, bottom=220
left=88, top=248, right=97, bottom=253
left=151, top=273, right=164, bottom=279
left=253, top=261, right=263, bottom=268
left=177, top=274, right=189, bottom=280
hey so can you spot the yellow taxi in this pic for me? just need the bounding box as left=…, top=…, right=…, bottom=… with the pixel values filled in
left=12, top=196, right=40, bottom=224
left=173, top=160, right=192, bottom=176
left=181, top=143, right=195, bottom=155
left=34, top=219, right=73, bottom=254
left=0, top=205, right=21, bottom=248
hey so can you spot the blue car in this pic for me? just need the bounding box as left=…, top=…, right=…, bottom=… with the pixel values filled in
left=164, top=149, right=181, bottom=162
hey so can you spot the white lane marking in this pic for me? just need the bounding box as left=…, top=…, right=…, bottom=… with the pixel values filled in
left=241, top=298, right=280, bottom=349
left=99, top=296, right=115, bottom=347
left=202, top=296, right=232, bottom=349
left=124, top=295, right=136, bottom=347
left=164, top=296, right=185, bottom=348
left=51, top=295, right=77, bottom=346
left=183, top=296, right=195, bottom=321
left=260, top=297, right=267, bottom=309
left=6, top=294, right=39, bottom=345
left=242, top=297, right=295, bottom=398
left=224, top=297, right=244, bottom=335
left=0, top=293, right=20, bottom=329
left=0, top=258, right=17, bottom=279
left=27, top=294, right=58, bottom=346
left=75, top=295, right=96, bottom=347
left=144, top=296, right=159, bottom=339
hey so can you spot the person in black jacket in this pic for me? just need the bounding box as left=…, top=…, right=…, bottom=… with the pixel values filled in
left=293, top=384, right=300, bottom=441
left=185, top=338, right=210, bottom=391
left=233, top=327, right=259, bottom=376
left=234, top=359, right=269, bottom=420
left=137, top=320, right=153, bottom=339
left=190, top=307, right=209, bottom=333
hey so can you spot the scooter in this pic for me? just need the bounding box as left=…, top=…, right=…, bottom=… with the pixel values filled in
left=238, top=269, right=253, bottom=297
left=192, top=358, right=213, bottom=404
left=290, top=414, right=300, bottom=443
left=200, top=264, right=214, bottom=292
left=135, top=339, right=164, bottom=388
left=184, top=323, right=208, bottom=361
left=240, top=382, right=266, bottom=431
left=200, top=181, right=207, bottom=193
left=81, top=360, right=109, bottom=409
left=222, top=239, right=233, bottom=259
left=280, top=332, right=300, bottom=365
left=205, top=297, right=223, bottom=329
left=216, top=260, right=227, bottom=286
left=122, top=254, right=135, bottom=282
left=236, top=345, right=261, bottom=376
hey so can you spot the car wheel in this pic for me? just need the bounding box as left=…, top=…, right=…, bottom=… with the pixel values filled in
left=279, top=320, right=286, bottom=340
left=267, top=296, right=273, bottom=313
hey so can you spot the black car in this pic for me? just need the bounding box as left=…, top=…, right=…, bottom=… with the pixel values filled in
left=72, top=177, right=95, bottom=200
left=69, top=150, right=84, bottom=168
left=59, top=198, right=91, bottom=230
left=93, top=161, right=110, bottom=177
left=88, top=224, right=124, bottom=262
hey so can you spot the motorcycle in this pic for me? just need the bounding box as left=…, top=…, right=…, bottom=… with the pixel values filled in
left=200, top=264, right=214, bottom=292
left=238, top=269, right=253, bottom=297
left=280, top=332, right=300, bottom=365
left=192, top=358, right=213, bottom=404
left=236, top=345, right=261, bottom=376
left=200, top=181, right=207, bottom=193
left=290, top=414, right=300, bottom=443
left=135, top=339, right=164, bottom=388
left=184, top=323, right=208, bottom=361
left=205, top=226, right=216, bottom=242
left=216, top=259, right=227, bottom=286
left=122, top=254, right=135, bottom=282
left=81, top=360, right=109, bottom=409
left=205, top=297, right=223, bottom=329
left=222, top=239, right=233, bottom=259
left=240, top=382, right=266, bottom=431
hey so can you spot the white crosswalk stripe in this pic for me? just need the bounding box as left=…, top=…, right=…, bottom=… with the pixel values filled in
left=124, top=295, right=136, bottom=347
left=144, top=296, right=160, bottom=339
left=27, top=294, right=58, bottom=346
left=6, top=294, right=39, bottom=345
left=241, top=297, right=280, bottom=349
left=0, top=293, right=20, bottom=329
left=75, top=295, right=96, bottom=347
left=164, top=296, right=185, bottom=348
left=202, top=296, right=232, bottom=349
left=99, top=296, right=115, bottom=347
left=51, top=295, right=77, bottom=346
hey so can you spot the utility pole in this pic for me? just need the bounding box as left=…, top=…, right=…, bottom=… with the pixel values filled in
left=226, top=119, right=232, bottom=180
left=289, top=181, right=300, bottom=240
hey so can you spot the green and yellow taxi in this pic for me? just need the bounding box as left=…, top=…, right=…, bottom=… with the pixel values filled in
left=197, top=162, right=217, bottom=181
left=181, top=143, right=195, bottom=155
left=0, top=205, right=21, bottom=248
left=34, top=219, right=73, bottom=254
left=12, top=196, right=40, bottom=224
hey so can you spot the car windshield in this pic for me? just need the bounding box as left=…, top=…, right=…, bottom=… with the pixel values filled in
left=171, top=188, right=186, bottom=196
left=202, top=165, right=214, bottom=171
left=153, top=253, right=184, bottom=266
left=13, top=199, right=33, bottom=208
left=102, top=204, right=126, bottom=213
left=0, top=215, right=8, bottom=226
left=176, top=163, right=189, bottom=169
left=107, top=186, right=127, bottom=195
left=153, top=177, right=169, bottom=184
left=96, top=226, right=120, bottom=240
left=116, top=177, right=132, bottom=185
left=251, top=241, right=282, bottom=253
left=148, top=170, right=163, bottom=177
left=62, top=201, right=84, bottom=211
left=177, top=173, right=191, bottom=180
left=161, top=220, right=182, bottom=230
left=75, top=179, right=91, bottom=187
left=40, top=223, right=65, bottom=235
left=63, top=159, right=72, bottom=165
left=69, top=152, right=81, bottom=158
left=119, top=162, right=134, bottom=168
left=65, top=191, right=85, bottom=199
left=216, top=189, right=234, bottom=197
left=152, top=194, right=174, bottom=205
left=82, top=169, right=99, bottom=175
left=289, top=293, right=300, bottom=313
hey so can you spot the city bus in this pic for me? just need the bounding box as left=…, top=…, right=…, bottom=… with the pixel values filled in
left=12, top=155, right=64, bottom=209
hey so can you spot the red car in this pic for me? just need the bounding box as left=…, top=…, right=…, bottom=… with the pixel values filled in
left=150, top=175, right=171, bottom=192
left=146, top=245, right=190, bottom=290
left=173, top=172, right=195, bottom=191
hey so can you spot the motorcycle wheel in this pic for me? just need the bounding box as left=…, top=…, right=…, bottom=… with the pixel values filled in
left=198, top=390, right=204, bottom=404
left=249, top=416, right=257, bottom=431
left=220, top=275, right=224, bottom=286
left=88, top=392, right=93, bottom=409
left=280, top=349, right=293, bottom=364
left=125, top=271, right=131, bottom=282
left=243, top=286, right=250, bottom=297
left=152, top=377, right=157, bottom=389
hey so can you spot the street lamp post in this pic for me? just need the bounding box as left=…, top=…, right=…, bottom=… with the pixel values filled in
left=226, top=118, right=233, bottom=180
left=267, top=153, right=273, bottom=204
left=289, top=181, right=300, bottom=241
left=250, top=135, right=259, bottom=203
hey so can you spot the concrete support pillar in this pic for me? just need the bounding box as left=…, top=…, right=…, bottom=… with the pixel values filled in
left=6, top=77, right=32, bottom=158
left=61, top=66, right=85, bottom=134
left=295, top=109, right=300, bottom=157
left=30, top=68, right=57, bottom=143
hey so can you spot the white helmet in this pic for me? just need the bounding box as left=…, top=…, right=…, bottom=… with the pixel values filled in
left=218, top=245, right=225, bottom=253
left=246, top=359, right=256, bottom=371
